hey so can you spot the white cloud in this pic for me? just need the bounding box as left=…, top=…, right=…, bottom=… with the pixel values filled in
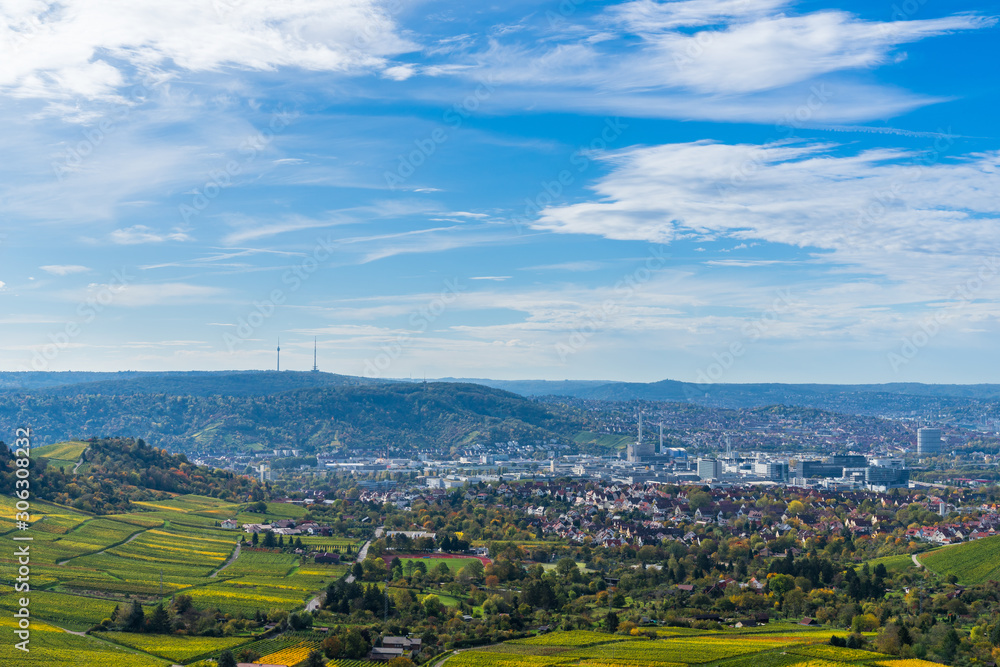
left=110, top=225, right=192, bottom=245
left=40, top=264, right=90, bottom=275
left=0, top=314, right=64, bottom=324
left=70, top=282, right=226, bottom=306
left=382, top=64, right=417, bottom=81
left=525, top=261, right=606, bottom=272
left=602, top=3, right=992, bottom=94
left=222, top=214, right=351, bottom=245
left=0, top=0, right=418, bottom=102
left=608, top=0, right=794, bottom=31
left=534, top=140, right=1000, bottom=287
left=453, top=2, right=994, bottom=122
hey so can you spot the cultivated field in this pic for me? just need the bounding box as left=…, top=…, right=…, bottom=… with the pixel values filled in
left=33, top=440, right=89, bottom=471
left=0, top=616, right=169, bottom=667
left=447, top=628, right=910, bottom=667
left=919, top=535, right=1000, bottom=584
left=0, top=488, right=347, bottom=664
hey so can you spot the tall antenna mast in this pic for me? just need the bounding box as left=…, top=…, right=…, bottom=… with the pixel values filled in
left=277, top=337, right=281, bottom=372
left=312, top=337, right=318, bottom=372
left=637, top=410, right=642, bottom=443
left=659, top=422, right=663, bottom=453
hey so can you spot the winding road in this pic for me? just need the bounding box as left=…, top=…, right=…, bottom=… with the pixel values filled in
left=345, top=537, right=373, bottom=584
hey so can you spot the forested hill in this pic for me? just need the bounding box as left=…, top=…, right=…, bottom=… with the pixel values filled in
left=0, top=382, right=588, bottom=453
left=0, top=437, right=263, bottom=512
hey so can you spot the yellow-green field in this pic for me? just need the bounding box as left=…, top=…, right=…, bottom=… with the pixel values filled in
left=0, top=616, right=168, bottom=667
left=34, top=440, right=89, bottom=461
left=94, top=632, right=254, bottom=662
left=0, top=493, right=342, bottom=637
left=32, top=440, right=89, bottom=472
left=446, top=629, right=905, bottom=667
left=919, top=536, right=1000, bottom=584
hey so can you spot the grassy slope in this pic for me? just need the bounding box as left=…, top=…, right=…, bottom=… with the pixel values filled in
left=34, top=441, right=89, bottom=460
left=920, top=535, right=1000, bottom=584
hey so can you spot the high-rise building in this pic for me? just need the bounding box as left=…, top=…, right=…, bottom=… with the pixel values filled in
left=697, top=458, right=721, bottom=480
left=917, top=428, right=942, bottom=456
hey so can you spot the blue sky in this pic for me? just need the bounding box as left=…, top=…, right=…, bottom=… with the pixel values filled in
left=1, top=0, right=999, bottom=383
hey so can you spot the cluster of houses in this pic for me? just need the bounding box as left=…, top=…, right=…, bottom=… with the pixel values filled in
left=223, top=517, right=336, bottom=537
left=905, top=514, right=1000, bottom=544
left=442, top=480, right=1000, bottom=550
left=369, top=636, right=423, bottom=662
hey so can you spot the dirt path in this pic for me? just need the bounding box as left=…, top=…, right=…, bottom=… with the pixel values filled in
left=57, top=527, right=145, bottom=565
left=210, top=540, right=241, bottom=577
left=72, top=447, right=89, bottom=474
left=912, top=553, right=924, bottom=569
left=48, top=622, right=87, bottom=637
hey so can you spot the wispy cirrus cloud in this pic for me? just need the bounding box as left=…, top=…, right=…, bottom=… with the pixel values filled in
left=110, top=225, right=191, bottom=245
left=62, top=282, right=227, bottom=307
left=40, top=264, right=90, bottom=275
left=440, top=0, right=994, bottom=123
left=533, top=140, right=1000, bottom=289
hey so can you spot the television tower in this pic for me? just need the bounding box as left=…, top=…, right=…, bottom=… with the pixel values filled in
left=276, top=337, right=281, bottom=372
left=312, top=337, right=319, bottom=372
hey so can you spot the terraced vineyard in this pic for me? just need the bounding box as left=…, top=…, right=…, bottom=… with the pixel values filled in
left=0, top=586, right=126, bottom=632
left=94, top=632, right=254, bottom=662
left=330, top=659, right=378, bottom=667
left=33, top=440, right=89, bottom=471
left=446, top=628, right=909, bottom=667
left=919, top=536, right=1000, bottom=584
left=256, top=638, right=324, bottom=665
left=0, top=489, right=338, bottom=648
left=0, top=616, right=169, bottom=667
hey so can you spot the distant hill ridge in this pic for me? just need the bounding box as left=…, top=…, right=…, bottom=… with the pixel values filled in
left=7, top=371, right=1000, bottom=404
left=4, top=370, right=1000, bottom=425
left=0, top=380, right=587, bottom=452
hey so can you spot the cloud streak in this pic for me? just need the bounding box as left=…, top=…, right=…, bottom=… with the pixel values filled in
left=534, top=140, right=1000, bottom=287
